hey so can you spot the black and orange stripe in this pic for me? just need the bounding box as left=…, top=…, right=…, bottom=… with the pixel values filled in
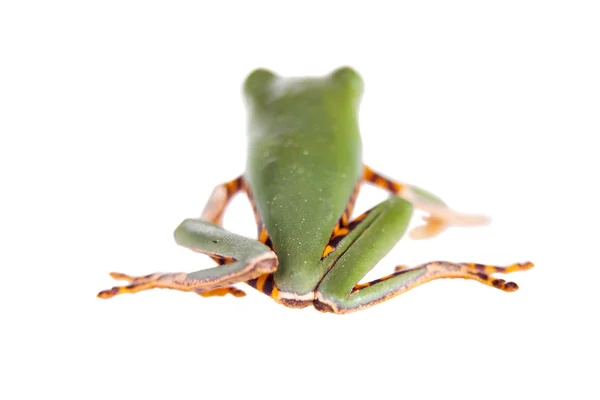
left=321, top=181, right=363, bottom=259
left=246, top=273, right=277, bottom=297
left=351, top=261, right=534, bottom=294
left=206, top=176, right=245, bottom=225
left=209, top=254, right=237, bottom=266
left=199, top=176, right=253, bottom=298
left=363, top=165, right=404, bottom=194
left=243, top=183, right=279, bottom=299
left=225, top=176, right=244, bottom=197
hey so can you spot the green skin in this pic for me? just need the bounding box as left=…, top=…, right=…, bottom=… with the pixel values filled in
left=174, top=67, right=447, bottom=311
left=244, top=67, right=364, bottom=296
left=100, top=67, right=528, bottom=312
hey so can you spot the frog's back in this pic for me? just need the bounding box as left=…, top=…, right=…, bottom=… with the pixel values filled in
left=243, top=67, right=364, bottom=296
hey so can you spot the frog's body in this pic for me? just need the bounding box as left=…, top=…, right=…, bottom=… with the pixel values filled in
left=245, top=68, right=363, bottom=299
left=98, top=67, right=533, bottom=313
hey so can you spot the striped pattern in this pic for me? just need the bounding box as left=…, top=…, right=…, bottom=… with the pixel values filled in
left=246, top=273, right=278, bottom=298
left=244, top=183, right=278, bottom=299
left=363, top=165, right=404, bottom=194
left=225, top=176, right=244, bottom=197
left=196, top=287, right=246, bottom=298
left=205, top=176, right=245, bottom=225
left=195, top=176, right=245, bottom=297
left=460, top=262, right=534, bottom=291
left=209, top=254, right=237, bottom=266
left=321, top=182, right=362, bottom=259
left=351, top=261, right=534, bottom=293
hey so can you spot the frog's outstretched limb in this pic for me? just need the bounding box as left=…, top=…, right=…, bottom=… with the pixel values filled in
left=363, top=166, right=489, bottom=239
left=97, top=219, right=277, bottom=299
left=314, top=195, right=533, bottom=314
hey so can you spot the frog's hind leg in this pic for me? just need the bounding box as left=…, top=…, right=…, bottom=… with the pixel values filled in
left=97, top=219, right=277, bottom=299
left=350, top=260, right=533, bottom=297
left=314, top=195, right=533, bottom=314
left=363, top=165, right=489, bottom=239
left=102, top=272, right=246, bottom=297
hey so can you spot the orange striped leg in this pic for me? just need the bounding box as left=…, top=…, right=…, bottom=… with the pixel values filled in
left=363, top=165, right=488, bottom=239
left=201, top=175, right=245, bottom=225
left=245, top=273, right=279, bottom=299
left=97, top=244, right=277, bottom=299
left=242, top=184, right=280, bottom=300
left=194, top=251, right=247, bottom=297
left=196, top=287, right=246, bottom=298
left=197, top=175, right=247, bottom=297
left=368, top=261, right=535, bottom=292
left=321, top=181, right=362, bottom=259
left=317, top=261, right=535, bottom=314
left=97, top=209, right=279, bottom=299
left=99, top=272, right=246, bottom=298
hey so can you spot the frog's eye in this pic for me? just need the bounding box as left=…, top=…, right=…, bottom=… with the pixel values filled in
left=243, top=68, right=277, bottom=97
left=331, top=66, right=364, bottom=96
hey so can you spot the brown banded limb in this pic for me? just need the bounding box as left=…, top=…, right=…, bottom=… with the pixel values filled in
left=363, top=165, right=489, bottom=239
left=197, top=175, right=255, bottom=297
left=315, top=195, right=533, bottom=314
left=97, top=175, right=281, bottom=299
left=201, top=175, right=245, bottom=225
left=97, top=219, right=277, bottom=299
left=199, top=176, right=278, bottom=299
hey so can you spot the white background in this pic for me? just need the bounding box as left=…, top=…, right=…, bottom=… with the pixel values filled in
left=1, top=1, right=599, bottom=399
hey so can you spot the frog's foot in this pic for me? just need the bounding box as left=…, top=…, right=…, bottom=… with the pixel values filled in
left=408, top=211, right=490, bottom=240
left=376, top=262, right=533, bottom=292
left=450, top=261, right=535, bottom=291
left=97, top=271, right=213, bottom=299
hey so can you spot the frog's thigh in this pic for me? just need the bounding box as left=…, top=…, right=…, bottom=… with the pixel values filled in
left=315, top=196, right=413, bottom=311
left=174, top=219, right=278, bottom=284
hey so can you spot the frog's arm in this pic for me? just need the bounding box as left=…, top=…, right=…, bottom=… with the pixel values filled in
left=200, top=176, right=244, bottom=225
left=363, top=166, right=489, bottom=239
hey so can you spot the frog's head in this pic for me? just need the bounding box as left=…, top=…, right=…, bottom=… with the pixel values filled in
left=243, top=66, right=364, bottom=112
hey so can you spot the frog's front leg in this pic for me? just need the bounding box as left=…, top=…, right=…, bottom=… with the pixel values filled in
left=315, top=196, right=533, bottom=314
left=195, top=175, right=256, bottom=297
left=363, top=166, right=489, bottom=239
left=97, top=219, right=277, bottom=298
left=200, top=175, right=244, bottom=225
